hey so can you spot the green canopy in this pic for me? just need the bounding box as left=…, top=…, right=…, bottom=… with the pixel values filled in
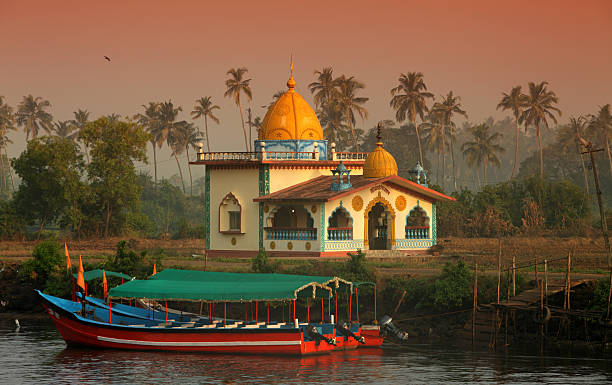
left=109, top=276, right=331, bottom=302
left=150, top=269, right=353, bottom=292
left=72, top=269, right=132, bottom=282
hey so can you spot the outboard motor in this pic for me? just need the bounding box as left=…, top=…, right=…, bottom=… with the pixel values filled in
left=336, top=323, right=365, bottom=344
left=380, top=315, right=409, bottom=341
left=306, top=324, right=337, bottom=346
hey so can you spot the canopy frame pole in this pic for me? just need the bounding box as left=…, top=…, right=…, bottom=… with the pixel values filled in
left=224, top=302, right=227, bottom=326
left=165, top=300, right=168, bottom=327
left=255, top=301, right=258, bottom=322
left=335, top=293, right=338, bottom=323
left=293, top=300, right=296, bottom=321
left=209, top=303, right=212, bottom=322
left=244, top=303, right=247, bottom=322
left=109, top=300, right=112, bottom=324
left=307, top=297, right=310, bottom=323
left=267, top=303, right=270, bottom=324
left=374, top=286, right=377, bottom=322
left=356, top=288, right=359, bottom=323
left=321, top=298, right=324, bottom=323
left=348, top=291, right=352, bottom=323
left=148, top=300, right=150, bottom=319
left=328, top=298, right=331, bottom=323
left=282, top=302, right=285, bottom=322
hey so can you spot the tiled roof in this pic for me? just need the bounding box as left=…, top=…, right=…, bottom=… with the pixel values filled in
left=254, top=175, right=455, bottom=203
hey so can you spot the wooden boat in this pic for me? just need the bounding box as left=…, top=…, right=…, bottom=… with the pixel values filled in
left=42, top=269, right=383, bottom=355
left=39, top=291, right=338, bottom=355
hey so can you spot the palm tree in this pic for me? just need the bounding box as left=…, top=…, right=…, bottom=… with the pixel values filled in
left=191, top=96, right=220, bottom=152
left=16, top=95, right=53, bottom=140
left=135, top=102, right=162, bottom=184
left=167, top=120, right=189, bottom=193
left=557, top=117, right=590, bottom=193
left=51, top=120, right=78, bottom=139
left=421, top=111, right=445, bottom=183
left=181, top=123, right=204, bottom=196
left=71, top=109, right=91, bottom=163
left=0, top=97, right=16, bottom=191
left=390, top=72, right=434, bottom=167
left=461, top=123, right=505, bottom=186
left=336, top=75, right=368, bottom=151
left=309, top=67, right=337, bottom=109
left=224, top=67, right=252, bottom=151
left=318, top=101, right=349, bottom=149
left=588, top=104, right=612, bottom=178
left=431, top=91, right=467, bottom=191
left=497, top=86, right=528, bottom=180
left=519, top=81, right=561, bottom=178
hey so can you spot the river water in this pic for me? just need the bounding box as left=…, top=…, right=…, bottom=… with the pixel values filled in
left=1, top=317, right=611, bottom=384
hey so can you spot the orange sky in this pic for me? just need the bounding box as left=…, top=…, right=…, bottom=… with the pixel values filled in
left=1, top=0, right=611, bottom=176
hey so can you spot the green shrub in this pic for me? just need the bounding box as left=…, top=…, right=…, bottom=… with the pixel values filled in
left=19, top=240, right=63, bottom=286
left=251, top=248, right=279, bottom=273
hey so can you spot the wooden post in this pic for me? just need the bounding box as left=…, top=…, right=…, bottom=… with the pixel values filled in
left=374, top=286, right=377, bottom=322
left=392, top=290, right=407, bottom=317
left=472, top=263, right=478, bottom=347
left=544, top=259, right=548, bottom=307
left=512, top=256, right=516, bottom=297
left=497, top=239, right=501, bottom=304
left=535, top=257, right=539, bottom=287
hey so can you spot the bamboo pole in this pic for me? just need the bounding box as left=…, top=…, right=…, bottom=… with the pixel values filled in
left=472, top=263, right=478, bottom=347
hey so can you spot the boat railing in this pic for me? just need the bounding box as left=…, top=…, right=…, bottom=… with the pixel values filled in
left=405, top=226, right=429, bottom=239
left=327, top=227, right=353, bottom=240
left=264, top=227, right=317, bottom=240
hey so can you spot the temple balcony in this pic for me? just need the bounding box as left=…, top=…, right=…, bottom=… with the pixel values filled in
left=265, top=227, right=317, bottom=241
left=405, top=226, right=429, bottom=239
left=327, top=227, right=353, bottom=241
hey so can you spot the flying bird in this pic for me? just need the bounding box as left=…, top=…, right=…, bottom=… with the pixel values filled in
left=104, top=56, right=111, bottom=62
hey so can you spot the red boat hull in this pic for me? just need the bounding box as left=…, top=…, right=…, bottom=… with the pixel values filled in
left=360, top=326, right=384, bottom=348
left=43, top=303, right=335, bottom=356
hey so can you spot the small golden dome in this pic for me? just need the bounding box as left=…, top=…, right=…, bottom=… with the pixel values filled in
left=363, top=141, right=398, bottom=178
left=258, top=76, right=324, bottom=141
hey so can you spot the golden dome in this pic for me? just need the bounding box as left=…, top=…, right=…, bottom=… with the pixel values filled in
left=363, top=141, right=398, bottom=178
left=258, top=76, right=324, bottom=141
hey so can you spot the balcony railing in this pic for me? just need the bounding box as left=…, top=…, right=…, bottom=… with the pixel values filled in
left=197, top=151, right=258, bottom=161
left=405, top=226, right=429, bottom=239
left=327, top=227, right=353, bottom=240
left=333, top=152, right=369, bottom=161
left=265, top=227, right=317, bottom=240
left=265, top=151, right=316, bottom=160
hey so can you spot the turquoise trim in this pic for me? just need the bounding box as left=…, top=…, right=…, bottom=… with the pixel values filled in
left=204, top=167, right=210, bottom=250
left=432, top=204, right=437, bottom=245
left=258, top=165, right=270, bottom=249
left=320, top=203, right=325, bottom=251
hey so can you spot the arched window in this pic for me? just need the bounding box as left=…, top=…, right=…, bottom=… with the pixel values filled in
left=328, top=206, right=353, bottom=240
left=219, top=193, right=242, bottom=233
left=405, top=206, right=429, bottom=239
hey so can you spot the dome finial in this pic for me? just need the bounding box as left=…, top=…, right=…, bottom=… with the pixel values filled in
left=376, top=122, right=382, bottom=143
left=287, top=54, right=296, bottom=89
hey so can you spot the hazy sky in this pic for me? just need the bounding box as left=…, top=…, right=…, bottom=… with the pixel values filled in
left=2, top=0, right=611, bottom=178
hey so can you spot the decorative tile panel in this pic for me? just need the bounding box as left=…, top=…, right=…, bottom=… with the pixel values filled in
left=395, top=239, right=433, bottom=249
left=323, top=240, right=365, bottom=251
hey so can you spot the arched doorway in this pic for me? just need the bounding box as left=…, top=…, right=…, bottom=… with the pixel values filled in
left=364, top=198, right=395, bottom=250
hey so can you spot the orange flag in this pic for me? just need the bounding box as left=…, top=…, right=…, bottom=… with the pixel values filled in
left=152, top=264, right=157, bottom=275
left=77, top=255, right=85, bottom=291
left=102, top=269, right=108, bottom=300
left=65, top=243, right=71, bottom=272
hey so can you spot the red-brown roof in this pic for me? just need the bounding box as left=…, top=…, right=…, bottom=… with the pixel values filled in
left=254, top=175, right=456, bottom=203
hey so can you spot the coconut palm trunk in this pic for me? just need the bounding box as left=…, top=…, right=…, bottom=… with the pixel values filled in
left=151, top=141, right=158, bottom=184
left=441, top=122, right=446, bottom=190
left=204, top=116, right=211, bottom=152
left=511, top=118, right=520, bottom=179
left=450, top=139, right=457, bottom=191
left=536, top=123, right=544, bottom=178
left=237, top=100, right=249, bottom=152
left=413, top=116, right=424, bottom=167
left=2, top=142, right=14, bottom=191
left=37, top=216, right=47, bottom=240
left=83, top=145, right=90, bottom=164
left=0, top=147, right=5, bottom=191
left=186, top=145, right=193, bottom=196
left=483, top=158, right=488, bottom=186
left=346, top=107, right=360, bottom=151
left=607, top=137, right=612, bottom=178
left=173, top=149, right=186, bottom=193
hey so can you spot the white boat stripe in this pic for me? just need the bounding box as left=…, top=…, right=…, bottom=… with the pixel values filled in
left=97, top=336, right=301, bottom=346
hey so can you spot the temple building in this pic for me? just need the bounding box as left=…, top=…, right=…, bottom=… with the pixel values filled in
left=191, top=71, right=454, bottom=257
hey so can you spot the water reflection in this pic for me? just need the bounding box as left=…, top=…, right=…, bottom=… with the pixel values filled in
left=1, top=317, right=611, bottom=384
